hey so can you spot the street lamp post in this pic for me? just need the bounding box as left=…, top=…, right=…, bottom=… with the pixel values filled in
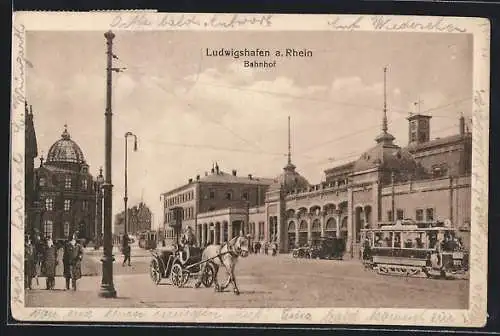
left=124, top=132, right=138, bottom=237
left=99, top=30, right=117, bottom=298
left=94, top=167, right=104, bottom=249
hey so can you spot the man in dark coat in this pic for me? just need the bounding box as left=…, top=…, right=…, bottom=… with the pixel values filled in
left=42, top=238, right=58, bottom=290
left=24, top=235, right=35, bottom=290
left=63, top=233, right=83, bottom=290
left=122, top=234, right=131, bottom=266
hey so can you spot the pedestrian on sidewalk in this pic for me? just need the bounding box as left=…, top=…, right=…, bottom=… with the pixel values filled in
left=122, top=233, right=131, bottom=267
left=42, top=237, right=58, bottom=290
left=63, top=233, right=83, bottom=291
left=24, top=235, right=35, bottom=290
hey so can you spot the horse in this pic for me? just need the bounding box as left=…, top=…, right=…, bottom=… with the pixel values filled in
left=194, top=235, right=249, bottom=295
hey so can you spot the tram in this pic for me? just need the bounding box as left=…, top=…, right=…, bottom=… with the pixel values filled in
left=360, top=220, right=469, bottom=279
left=138, top=230, right=158, bottom=250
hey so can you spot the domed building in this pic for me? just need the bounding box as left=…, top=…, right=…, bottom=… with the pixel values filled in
left=269, top=160, right=310, bottom=193
left=35, top=125, right=102, bottom=244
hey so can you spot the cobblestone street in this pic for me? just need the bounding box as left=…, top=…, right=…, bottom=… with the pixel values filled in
left=25, top=248, right=468, bottom=309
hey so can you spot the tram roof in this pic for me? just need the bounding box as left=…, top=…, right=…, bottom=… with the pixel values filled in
left=362, top=221, right=456, bottom=232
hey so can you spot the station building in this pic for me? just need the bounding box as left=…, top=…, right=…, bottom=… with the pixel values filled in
left=162, top=112, right=472, bottom=258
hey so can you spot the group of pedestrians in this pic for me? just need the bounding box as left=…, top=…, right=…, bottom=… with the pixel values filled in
left=252, top=241, right=278, bottom=256
left=24, top=231, right=84, bottom=291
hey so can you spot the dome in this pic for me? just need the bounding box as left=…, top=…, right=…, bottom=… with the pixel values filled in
left=353, top=130, right=418, bottom=174
left=271, top=162, right=310, bottom=192
left=46, top=125, right=86, bottom=164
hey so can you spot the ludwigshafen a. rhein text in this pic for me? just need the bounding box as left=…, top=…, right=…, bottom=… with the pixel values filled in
left=205, top=47, right=313, bottom=69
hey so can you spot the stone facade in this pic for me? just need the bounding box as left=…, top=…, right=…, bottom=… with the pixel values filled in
left=161, top=163, right=273, bottom=244
left=161, top=113, right=472, bottom=258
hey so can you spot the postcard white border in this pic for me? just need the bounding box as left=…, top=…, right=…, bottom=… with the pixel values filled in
left=10, top=12, right=490, bottom=327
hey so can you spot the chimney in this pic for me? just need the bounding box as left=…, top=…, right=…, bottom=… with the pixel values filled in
left=188, top=178, right=193, bottom=183
left=215, top=162, right=220, bottom=174
left=196, top=175, right=200, bottom=181
left=248, top=174, right=253, bottom=180
left=459, top=114, right=465, bottom=136
left=232, top=169, right=237, bottom=176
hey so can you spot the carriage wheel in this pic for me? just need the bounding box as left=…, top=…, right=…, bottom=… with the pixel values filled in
left=150, top=259, right=162, bottom=285
left=292, top=250, right=298, bottom=258
left=171, top=263, right=184, bottom=287
left=181, top=270, right=190, bottom=287
left=201, top=263, right=215, bottom=288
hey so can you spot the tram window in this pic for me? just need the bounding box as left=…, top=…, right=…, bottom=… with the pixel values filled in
left=394, top=232, right=401, bottom=248
left=383, top=233, right=392, bottom=247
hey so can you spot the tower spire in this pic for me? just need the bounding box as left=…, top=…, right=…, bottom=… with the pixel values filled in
left=284, top=115, right=296, bottom=171
left=375, top=66, right=395, bottom=144
left=382, top=66, right=388, bottom=134
left=287, top=115, right=292, bottom=165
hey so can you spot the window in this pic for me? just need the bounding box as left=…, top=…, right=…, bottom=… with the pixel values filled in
left=410, top=120, right=417, bottom=130
left=39, top=177, right=46, bottom=187
left=43, top=220, right=53, bottom=239
left=64, top=200, right=71, bottom=212
left=65, top=176, right=72, bottom=189
left=387, top=210, right=393, bottom=221
left=259, top=222, right=265, bottom=240
left=426, top=208, right=434, bottom=221
left=82, top=200, right=88, bottom=211
left=209, top=190, right=215, bottom=199
left=63, top=221, right=70, bottom=238
left=396, top=209, right=404, bottom=220
left=45, top=198, right=54, bottom=211
left=242, top=191, right=249, bottom=201
left=81, top=179, right=88, bottom=190
left=416, top=209, right=424, bottom=221
left=225, top=191, right=233, bottom=200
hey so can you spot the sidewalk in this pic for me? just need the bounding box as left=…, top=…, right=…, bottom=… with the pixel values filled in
left=25, top=275, right=150, bottom=308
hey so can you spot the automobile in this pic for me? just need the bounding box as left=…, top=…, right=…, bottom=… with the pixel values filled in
left=309, top=237, right=345, bottom=259
left=291, top=245, right=311, bottom=258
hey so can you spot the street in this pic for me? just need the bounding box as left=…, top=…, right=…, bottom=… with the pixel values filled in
left=25, top=248, right=468, bottom=309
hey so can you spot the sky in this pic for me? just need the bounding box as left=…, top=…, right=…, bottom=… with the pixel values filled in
left=26, top=31, right=473, bottom=229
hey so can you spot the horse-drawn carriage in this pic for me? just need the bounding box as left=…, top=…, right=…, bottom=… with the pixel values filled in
left=149, top=244, right=215, bottom=288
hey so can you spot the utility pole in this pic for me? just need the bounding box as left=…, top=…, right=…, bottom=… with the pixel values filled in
left=99, top=30, right=118, bottom=298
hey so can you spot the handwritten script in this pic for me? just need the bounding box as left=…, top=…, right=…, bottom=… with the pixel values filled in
left=110, top=14, right=273, bottom=30
left=371, top=16, right=466, bottom=33
left=328, top=16, right=364, bottom=31
left=11, top=251, right=24, bottom=306
left=12, top=24, right=26, bottom=137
